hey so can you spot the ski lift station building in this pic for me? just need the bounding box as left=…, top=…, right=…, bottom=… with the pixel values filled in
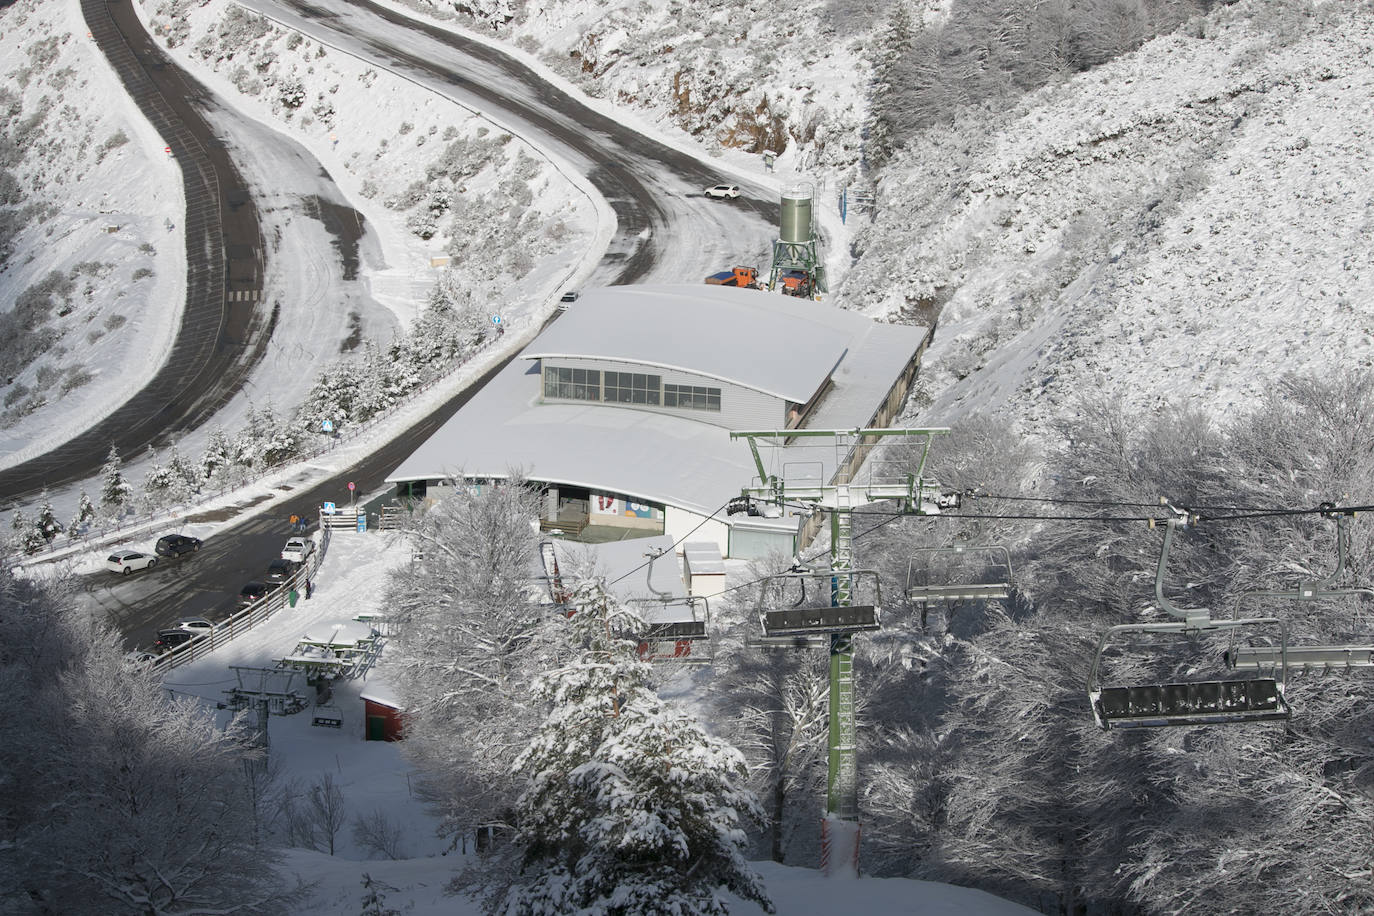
left=385, top=285, right=930, bottom=559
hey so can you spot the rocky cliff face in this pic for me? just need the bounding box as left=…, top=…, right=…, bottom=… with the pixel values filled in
left=416, top=0, right=874, bottom=170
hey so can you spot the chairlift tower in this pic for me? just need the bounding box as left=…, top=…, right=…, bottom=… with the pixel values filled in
left=730, top=426, right=952, bottom=875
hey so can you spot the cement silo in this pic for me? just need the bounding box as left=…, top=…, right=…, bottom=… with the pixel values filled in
left=768, top=183, right=826, bottom=298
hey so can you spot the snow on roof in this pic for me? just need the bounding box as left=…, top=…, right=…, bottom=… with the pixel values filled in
left=522, top=285, right=864, bottom=402
left=388, top=357, right=752, bottom=514
left=299, top=620, right=377, bottom=647
left=546, top=535, right=687, bottom=602
left=683, top=542, right=726, bottom=575
left=387, top=287, right=929, bottom=515
left=359, top=683, right=404, bottom=710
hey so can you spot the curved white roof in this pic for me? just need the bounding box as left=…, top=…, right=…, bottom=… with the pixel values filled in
left=388, top=286, right=930, bottom=519
left=522, top=285, right=858, bottom=402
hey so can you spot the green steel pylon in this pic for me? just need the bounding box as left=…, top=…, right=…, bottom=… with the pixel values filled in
left=729, top=427, right=951, bottom=873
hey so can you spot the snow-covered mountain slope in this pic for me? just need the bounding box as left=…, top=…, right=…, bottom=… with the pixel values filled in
left=836, top=2, right=1374, bottom=428
left=409, top=0, right=874, bottom=170
left=0, top=0, right=184, bottom=461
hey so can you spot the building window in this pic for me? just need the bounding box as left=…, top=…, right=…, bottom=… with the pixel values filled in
left=604, top=372, right=661, bottom=405
left=544, top=366, right=601, bottom=402
left=664, top=383, right=721, bottom=412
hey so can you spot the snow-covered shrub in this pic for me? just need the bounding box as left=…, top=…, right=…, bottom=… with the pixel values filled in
left=278, top=77, right=306, bottom=110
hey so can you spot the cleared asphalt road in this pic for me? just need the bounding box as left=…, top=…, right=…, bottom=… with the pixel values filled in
left=0, top=0, right=270, bottom=509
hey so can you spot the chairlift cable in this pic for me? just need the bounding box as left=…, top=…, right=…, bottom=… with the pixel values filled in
left=606, top=498, right=736, bottom=588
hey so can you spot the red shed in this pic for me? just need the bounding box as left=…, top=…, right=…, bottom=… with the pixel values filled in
left=360, top=688, right=405, bottom=742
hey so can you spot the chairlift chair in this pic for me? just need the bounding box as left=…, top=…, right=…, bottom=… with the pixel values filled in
left=1226, top=510, right=1374, bottom=675
left=1087, top=517, right=1291, bottom=730
left=756, top=568, right=882, bottom=638
left=631, top=596, right=712, bottom=664
left=538, top=540, right=573, bottom=607
left=906, top=545, right=1014, bottom=603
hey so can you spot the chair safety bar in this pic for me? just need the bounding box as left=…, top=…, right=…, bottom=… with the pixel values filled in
left=763, top=605, right=878, bottom=637
left=1228, top=644, right=1374, bottom=673
left=906, top=545, right=1013, bottom=603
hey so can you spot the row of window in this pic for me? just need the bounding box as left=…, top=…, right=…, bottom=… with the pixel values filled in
left=544, top=367, right=721, bottom=412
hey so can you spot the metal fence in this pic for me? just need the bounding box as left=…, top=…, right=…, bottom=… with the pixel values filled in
left=146, top=525, right=331, bottom=674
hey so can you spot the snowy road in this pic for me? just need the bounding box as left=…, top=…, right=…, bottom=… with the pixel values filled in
left=243, top=0, right=781, bottom=286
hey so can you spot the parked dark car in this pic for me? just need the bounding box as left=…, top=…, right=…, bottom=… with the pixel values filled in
left=238, top=581, right=271, bottom=607
left=153, top=629, right=193, bottom=653
left=265, top=558, right=300, bottom=583
left=155, top=533, right=202, bottom=558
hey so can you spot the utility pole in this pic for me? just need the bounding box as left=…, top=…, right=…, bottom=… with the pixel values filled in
left=730, top=427, right=953, bottom=875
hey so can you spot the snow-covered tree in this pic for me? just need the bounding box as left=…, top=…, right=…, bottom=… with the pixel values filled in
left=0, top=565, right=284, bottom=912
left=67, top=489, right=96, bottom=539
left=488, top=580, right=774, bottom=916
left=99, top=444, right=133, bottom=514
left=240, top=402, right=303, bottom=469
left=8, top=507, right=42, bottom=554
left=385, top=476, right=552, bottom=844
left=200, top=427, right=237, bottom=485
left=33, top=491, right=60, bottom=544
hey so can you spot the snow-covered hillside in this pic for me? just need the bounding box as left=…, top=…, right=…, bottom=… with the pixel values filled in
left=0, top=2, right=184, bottom=461
left=406, top=0, right=874, bottom=171
left=837, top=2, right=1374, bottom=428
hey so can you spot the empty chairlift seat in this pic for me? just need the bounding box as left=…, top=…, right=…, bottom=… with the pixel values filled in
left=906, top=545, right=1013, bottom=603
left=755, top=568, right=883, bottom=639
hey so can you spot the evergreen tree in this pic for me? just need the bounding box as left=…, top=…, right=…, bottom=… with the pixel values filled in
left=99, top=445, right=133, bottom=514
left=34, top=491, right=60, bottom=544
left=165, top=446, right=200, bottom=503
left=200, top=428, right=235, bottom=484
left=492, top=580, right=774, bottom=916
left=67, top=490, right=97, bottom=539
left=359, top=873, right=400, bottom=916
left=143, top=450, right=175, bottom=509
left=865, top=0, right=915, bottom=166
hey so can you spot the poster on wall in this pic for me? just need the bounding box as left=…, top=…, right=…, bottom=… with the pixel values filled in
left=625, top=501, right=654, bottom=519
left=591, top=494, right=620, bottom=515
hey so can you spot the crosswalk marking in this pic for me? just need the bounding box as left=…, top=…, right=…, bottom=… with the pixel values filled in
left=226, top=289, right=261, bottom=302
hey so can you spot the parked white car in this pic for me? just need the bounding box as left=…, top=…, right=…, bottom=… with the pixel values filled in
left=704, top=184, right=740, bottom=199
left=107, top=550, right=157, bottom=575
left=281, top=537, right=315, bottom=564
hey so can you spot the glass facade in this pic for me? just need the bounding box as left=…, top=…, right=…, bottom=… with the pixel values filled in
left=543, top=365, right=720, bottom=413
left=664, top=383, right=721, bottom=412
left=604, top=371, right=662, bottom=405
left=544, top=366, right=601, bottom=401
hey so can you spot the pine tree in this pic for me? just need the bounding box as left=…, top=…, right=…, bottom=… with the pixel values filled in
left=143, top=451, right=175, bottom=509
left=166, top=446, right=200, bottom=503
left=200, top=429, right=235, bottom=484
left=359, top=873, right=400, bottom=916
left=99, top=445, right=132, bottom=514
left=494, top=581, right=774, bottom=916
left=34, top=492, right=60, bottom=544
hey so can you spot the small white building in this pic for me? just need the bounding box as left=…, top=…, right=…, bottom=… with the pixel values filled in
left=386, top=285, right=929, bottom=558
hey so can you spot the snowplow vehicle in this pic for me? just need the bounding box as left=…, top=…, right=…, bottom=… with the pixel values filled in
left=705, top=266, right=760, bottom=289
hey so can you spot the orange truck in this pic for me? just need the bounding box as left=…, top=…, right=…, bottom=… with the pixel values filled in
left=705, top=266, right=760, bottom=288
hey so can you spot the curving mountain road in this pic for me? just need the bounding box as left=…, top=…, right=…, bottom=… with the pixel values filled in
left=81, top=0, right=785, bottom=645
left=0, top=0, right=272, bottom=509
